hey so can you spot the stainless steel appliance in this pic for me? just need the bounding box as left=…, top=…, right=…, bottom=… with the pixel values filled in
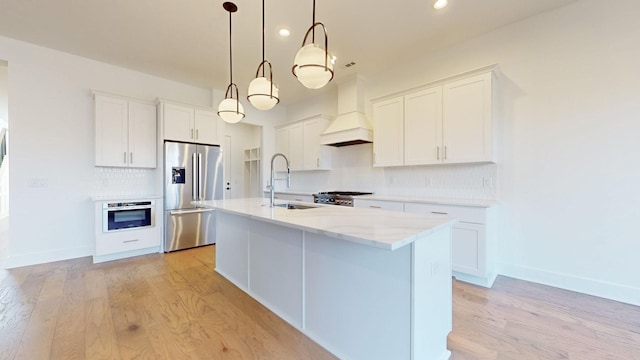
left=313, top=191, right=373, bottom=207
left=164, top=141, right=223, bottom=252
left=103, top=200, right=155, bottom=232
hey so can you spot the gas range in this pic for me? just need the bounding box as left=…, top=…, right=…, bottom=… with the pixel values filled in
left=313, top=191, right=373, bottom=207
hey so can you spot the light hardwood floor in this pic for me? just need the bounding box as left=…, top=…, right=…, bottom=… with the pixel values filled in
left=0, top=245, right=638, bottom=359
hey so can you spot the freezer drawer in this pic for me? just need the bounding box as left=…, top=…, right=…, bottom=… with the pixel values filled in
left=164, top=208, right=216, bottom=252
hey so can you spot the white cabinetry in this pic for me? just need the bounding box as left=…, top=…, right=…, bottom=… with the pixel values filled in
left=93, top=198, right=163, bottom=263
left=275, top=115, right=332, bottom=171
left=372, top=68, right=495, bottom=167
left=442, top=72, right=494, bottom=163
left=404, top=202, right=496, bottom=287
left=94, top=92, right=157, bottom=168
left=353, top=198, right=405, bottom=212
left=273, top=193, right=314, bottom=203
left=244, top=147, right=261, bottom=198
left=159, top=101, right=224, bottom=145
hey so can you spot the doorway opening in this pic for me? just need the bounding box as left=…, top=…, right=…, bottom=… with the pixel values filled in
left=223, top=123, right=263, bottom=199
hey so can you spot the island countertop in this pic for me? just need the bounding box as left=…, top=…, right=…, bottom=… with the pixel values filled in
left=193, top=197, right=456, bottom=251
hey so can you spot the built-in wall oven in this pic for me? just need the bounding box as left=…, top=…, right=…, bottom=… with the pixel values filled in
left=102, top=200, right=155, bottom=232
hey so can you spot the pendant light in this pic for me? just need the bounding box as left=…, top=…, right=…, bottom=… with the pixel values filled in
left=292, top=0, right=334, bottom=90
left=247, top=0, right=279, bottom=110
left=218, top=2, right=245, bottom=124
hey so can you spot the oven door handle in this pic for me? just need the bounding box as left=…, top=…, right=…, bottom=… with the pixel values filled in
left=169, top=208, right=215, bottom=216
left=105, top=205, right=153, bottom=211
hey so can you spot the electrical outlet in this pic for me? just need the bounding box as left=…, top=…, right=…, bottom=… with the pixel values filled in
left=29, top=178, right=49, bottom=188
left=425, top=177, right=433, bottom=187
left=482, top=177, right=493, bottom=188
left=389, top=176, right=395, bottom=185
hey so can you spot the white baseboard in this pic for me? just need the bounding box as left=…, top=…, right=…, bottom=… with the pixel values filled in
left=4, top=246, right=92, bottom=269
left=498, top=263, right=640, bottom=306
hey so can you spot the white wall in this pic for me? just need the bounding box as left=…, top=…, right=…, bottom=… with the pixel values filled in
left=0, top=62, right=7, bottom=126
left=0, top=36, right=213, bottom=268
left=285, top=0, right=640, bottom=304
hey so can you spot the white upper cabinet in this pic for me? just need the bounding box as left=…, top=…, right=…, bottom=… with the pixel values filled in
left=372, top=68, right=496, bottom=167
left=372, top=96, right=404, bottom=167
left=160, top=101, right=224, bottom=145
left=94, top=93, right=156, bottom=168
left=404, top=86, right=443, bottom=166
left=442, top=72, right=494, bottom=164
left=274, top=115, right=333, bottom=171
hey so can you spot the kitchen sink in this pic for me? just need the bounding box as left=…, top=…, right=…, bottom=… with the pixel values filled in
left=273, top=203, right=318, bottom=210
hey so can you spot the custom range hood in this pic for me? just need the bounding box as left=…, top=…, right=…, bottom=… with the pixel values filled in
left=320, top=75, right=373, bottom=147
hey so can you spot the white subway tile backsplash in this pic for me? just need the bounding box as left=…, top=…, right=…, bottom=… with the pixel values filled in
left=288, top=143, right=496, bottom=200
left=94, top=167, right=156, bottom=198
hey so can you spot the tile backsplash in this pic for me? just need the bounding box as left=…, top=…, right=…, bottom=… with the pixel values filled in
left=276, top=143, right=497, bottom=200
left=94, top=167, right=157, bottom=198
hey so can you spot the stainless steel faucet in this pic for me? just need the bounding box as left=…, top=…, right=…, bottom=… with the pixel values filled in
left=269, top=153, right=291, bottom=207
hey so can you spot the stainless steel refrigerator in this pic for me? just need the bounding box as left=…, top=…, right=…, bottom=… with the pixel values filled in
left=163, top=141, right=223, bottom=252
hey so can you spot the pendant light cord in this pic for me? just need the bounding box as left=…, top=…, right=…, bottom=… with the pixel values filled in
left=229, top=9, right=233, bottom=85
left=312, top=0, right=316, bottom=43
left=261, top=0, right=265, bottom=76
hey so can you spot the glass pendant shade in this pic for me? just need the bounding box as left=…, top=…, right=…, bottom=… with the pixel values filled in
left=218, top=98, right=245, bottom=124
left=248, top=76, right=279, bottom=110
left=293, top=43, right=334, bottom=89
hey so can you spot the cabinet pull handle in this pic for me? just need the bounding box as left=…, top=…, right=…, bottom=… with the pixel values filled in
left=436, top=146, right=440, bottom=160
left=123, top=239, right=139, bottom=243
left=191, top=129, right=194, bottom=139
left=317, top=158, right=320, bottom=167
left=196, top=129, right=199, bottom=139
left=444, top=146, right=447, bottom=160
left=431, top=211, right=448, bottom=215
left=369, top=205, right=382, bottom=209
left=130, top=152, right=133, bottom=163
left=123, top=152, right=127, bottom=164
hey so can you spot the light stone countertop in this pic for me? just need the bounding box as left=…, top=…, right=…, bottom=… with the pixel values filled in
left=91, top=194, right=163, bottom=202
left=193, top=198, right=456, bottom=251
left=271, top=191, right=495, bottom=208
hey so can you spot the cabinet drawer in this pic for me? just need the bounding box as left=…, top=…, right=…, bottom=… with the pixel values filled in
left=96, top=227, right=161, bottom=256
left=404, top=203, right=486, bottom=224
left=353, top=199, right=405, bottom=212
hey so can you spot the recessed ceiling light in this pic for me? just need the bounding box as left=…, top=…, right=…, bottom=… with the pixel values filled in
left=279, top=28, right=290, bottom=37
left=433, top=0, right=448, bottom=10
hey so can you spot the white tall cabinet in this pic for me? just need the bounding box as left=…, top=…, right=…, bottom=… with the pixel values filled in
left=94, top=92, right=157, bottom=168
left=372, top=68, right=496, bottom=167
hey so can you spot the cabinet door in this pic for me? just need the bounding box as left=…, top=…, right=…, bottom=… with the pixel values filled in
left=303, top=118, right=331, bottom=170
left=194, top=109, right=219, bottom=145
left=128, top=101, right=157, bottom=168
left=372, top=96, right=404, bottom=167
left=275, top=127, right=290, bottom=172
left=163, top=103, right=194, bottom=142
left=442, top=72, right=493, bottom=164
left=288, top=123, right=304, bottom=171
left=95, top=95, right=128, bottom=167
left=404, top=87, right=442, bottom=165
left=451, top=222, right=486, bottom=277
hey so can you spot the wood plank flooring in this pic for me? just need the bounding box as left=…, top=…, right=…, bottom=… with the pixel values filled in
left=0, top=245, right=638, bottom=359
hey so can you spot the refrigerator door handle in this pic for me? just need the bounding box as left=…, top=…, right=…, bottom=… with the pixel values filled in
left=192, top=153, right=198, bottom=200
left=170, top=208, right=215, bottom=216
left=198, top=153, right=203, bottom=201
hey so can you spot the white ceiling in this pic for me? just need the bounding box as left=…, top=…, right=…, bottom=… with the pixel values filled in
left=0, top=0, right=577, bottom=105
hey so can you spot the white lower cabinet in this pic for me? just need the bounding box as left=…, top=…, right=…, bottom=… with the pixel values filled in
left=404, top=202, right=496, bottom=287
left=355, top=199, right=496, bottom=288
left=273, top=193, right=314, bottom=203
left=353, top=198, right=405, bottom=212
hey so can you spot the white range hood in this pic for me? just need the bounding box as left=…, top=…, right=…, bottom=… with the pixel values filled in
left=320, top=75, right=373, bottom=147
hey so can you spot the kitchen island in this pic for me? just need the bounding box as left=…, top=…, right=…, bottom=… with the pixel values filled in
left=193, top=198, right=456, bottom=360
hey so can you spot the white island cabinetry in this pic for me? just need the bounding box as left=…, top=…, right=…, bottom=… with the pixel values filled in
left=196, top=198, right=454, bottom=360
